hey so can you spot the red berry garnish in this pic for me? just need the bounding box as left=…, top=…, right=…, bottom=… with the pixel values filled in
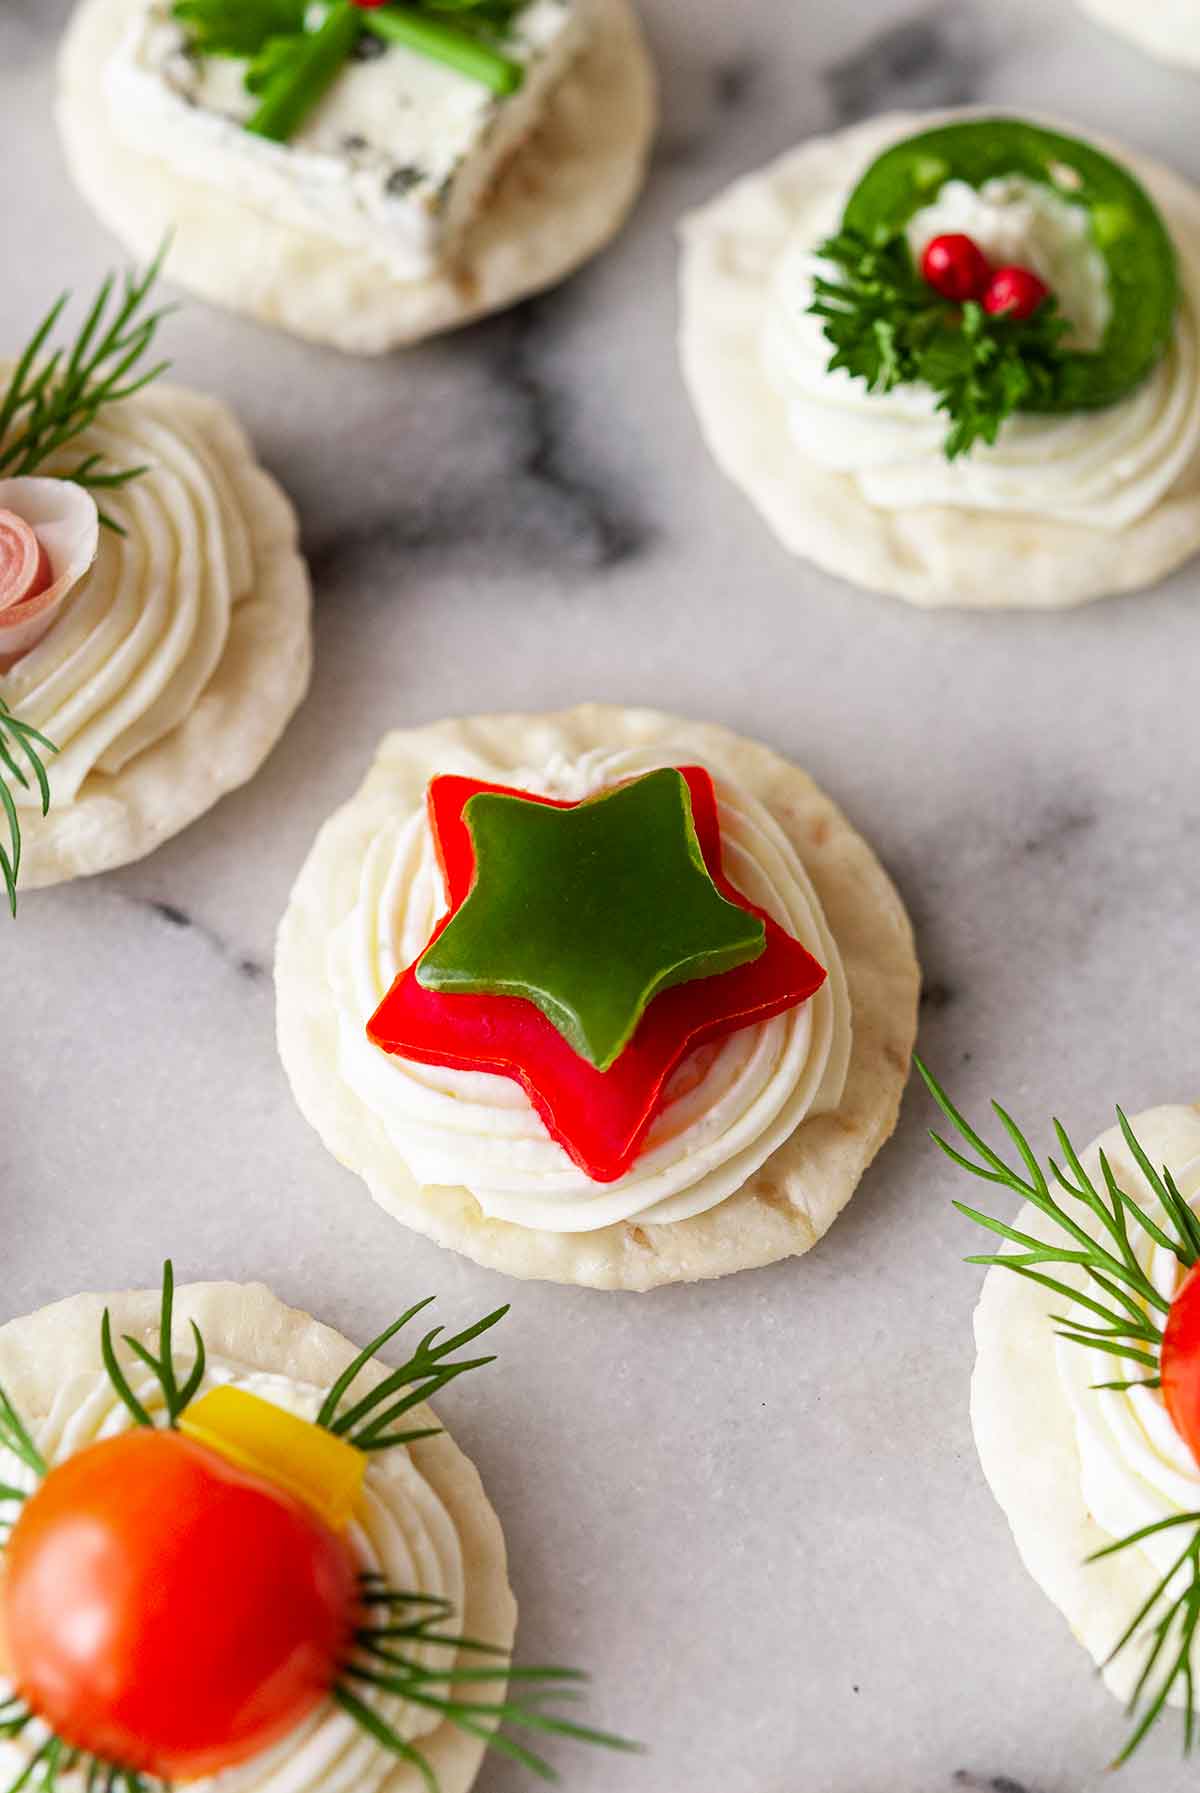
left=920, top=234, right=992, bottom=303
left=982, top=265, right=1050, bottom=322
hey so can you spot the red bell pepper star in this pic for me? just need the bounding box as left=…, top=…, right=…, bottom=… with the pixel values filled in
left=367, top=767, right=828, bottom=1183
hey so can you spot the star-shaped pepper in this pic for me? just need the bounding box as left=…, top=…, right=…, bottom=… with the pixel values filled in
left=416, top=768, right=766, bottom=1071
left=367, top=767, right=828, bottom=1184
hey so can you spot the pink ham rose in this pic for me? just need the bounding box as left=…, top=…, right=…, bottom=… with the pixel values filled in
left=0, top=478, right=100, bottom=671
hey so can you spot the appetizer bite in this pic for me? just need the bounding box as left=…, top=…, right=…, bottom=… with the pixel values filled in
left=57, top=0, right=656, bottom=354
left=922, top=1063, right=1200, bottom=1759
left=0, top=257, right=310, bottom=907
left=275, top=705, right=919, bottom=1290
left=1077, top=0, right=1200, bottom=71
left=680, top=113, right=1200, bottom=608
left=0, top=1266, right=631, bottom=1790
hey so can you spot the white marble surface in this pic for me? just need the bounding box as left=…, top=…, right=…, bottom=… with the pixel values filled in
left=4, top=1, right=1200, bottom=1789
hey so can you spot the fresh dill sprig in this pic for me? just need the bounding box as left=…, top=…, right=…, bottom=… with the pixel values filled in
left=338, top=1574, right=639, bottom=1791
left=809, top=227, right=1070, bottom=460
left=100, top=1260, right=206, bottom=1431
left=0, top=698, right=57, bottom=920
left=0, top=1378, right=46, bottom=1483
left=918, top=1057, right=1200, bottom=1760
left=0, top=248, right=170, bottom=530
left=317, top=1296, right=509, bottom=1452
left=0, top=1714, right=156, bottom=1793
left=916, top=1057, right=1198, bottom=1390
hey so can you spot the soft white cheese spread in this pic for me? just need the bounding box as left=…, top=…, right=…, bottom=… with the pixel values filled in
left=105, top=0, right=590, bottom=280
left=762, top=166, right=1200, bottom=529
left=0, top=387, right=252, bottom=814
left=0, top=1356, right=464, bottom=1792
left=329, top=739, right=853, bottom=1233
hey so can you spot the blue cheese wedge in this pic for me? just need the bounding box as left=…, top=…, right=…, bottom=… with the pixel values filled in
left=105, top=0, right=590, bottom=280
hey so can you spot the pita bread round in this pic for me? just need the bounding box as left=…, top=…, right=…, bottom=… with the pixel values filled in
left=971, top=1103, right=1200, bottom=1710
left=678, top=110, right=1200, bottom=609
left=56, top=0, right=656, bottom=355
left=1077, top=0, right=1200, bottom=69
left=275, top=704, right=920, bottom=1291
left=0, top=1278, right=515, bottom=1793
left=11, top=383, right=311, bottom=891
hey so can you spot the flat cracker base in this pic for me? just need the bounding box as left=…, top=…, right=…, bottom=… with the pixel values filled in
left=679, top=111, right=1200, bottom=609
left=57, top=0, right=656, bottom=354
left=0, top=1279, right=515, bottom=1793
left=275, top=705, right=920, bottom=1291
left=17, top=384, right=311, bottom=890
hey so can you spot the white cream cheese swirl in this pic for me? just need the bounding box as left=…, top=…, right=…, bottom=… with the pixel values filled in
left=1056, top=1123, right=1200, bottom=1693
left=0, top=386, right=252, bottom=812
left=329, top=741, right=852, bottom=1233
left=762, top=156, right=1200, bottom=529
left=0, top=1356, right=463, bottom=1792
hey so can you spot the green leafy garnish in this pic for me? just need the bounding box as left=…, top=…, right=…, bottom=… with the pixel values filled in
left=0, top=698, right=57, bottom=920
left=0, top=246, right=171, bottom=526
left=172, top=0, right=308, bottom=56
left=317, top=1294, right=509, bottom=1451
left=809, top=227, right=1071, bottom=459
left=344, top=1575, right=640, bottom=1791
left=171, top=0, right=525, bottom=144
left=918, top=1058, right=1200, bottom=1762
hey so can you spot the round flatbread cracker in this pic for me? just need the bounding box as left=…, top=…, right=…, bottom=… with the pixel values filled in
left=275, top=704, right=920, bottom=1291
left=678, top=110, right=1200, bottom=609
left=971, top=1104, right=1200, bottom=1709
left=1077, top=0, right=1200, bottom=70
left=15, top=383, right=311, bottom=891
left=0, top=1279, right=515, bottom=1793
left=56, top=0, right=656, bottom=355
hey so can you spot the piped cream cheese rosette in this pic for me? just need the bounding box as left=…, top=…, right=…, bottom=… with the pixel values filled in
left=56, top=0, right=656, bottom=354
left=0, top=263, right=310, bottom=898
left=0, top=1273, right=629, bottom=1789
left=679, top=111, right=1200, bottom=609
left=275, top=706, right=919, bottom=1291
left=1077, top=0, right=1200, bottom=71
left=924, top=1065, right=1200, bottom=1758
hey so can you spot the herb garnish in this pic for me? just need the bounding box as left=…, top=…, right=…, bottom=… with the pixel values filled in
left=919, top=1059, right=1200, bottom=1762
left=172, top=0, right=524, bottom=147
left=0, top=699, right=56, bottom=919
left=0, top=1265, right=638, bottom=1791
left=0, top=247, right=170, bottom=529
left=809, top=227, right=1071, bottom=459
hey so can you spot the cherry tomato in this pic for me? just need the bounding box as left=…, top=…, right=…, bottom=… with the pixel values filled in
left=920, top=233, right=992, bottom=303
left=982, top=265, right=1050, bottom=322
left=4, top=1431, right=359, bottom=1780
left=1161, top=1262, right=1200, bottom=1467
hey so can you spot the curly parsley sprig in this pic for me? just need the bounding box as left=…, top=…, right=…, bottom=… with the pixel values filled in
left=918, top=1059, right=1200, bottom=1762
left=809, top=228, right=1070, bottom=459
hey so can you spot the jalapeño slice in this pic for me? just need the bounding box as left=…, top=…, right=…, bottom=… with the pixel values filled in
left=841, top=118, right=1178, bottom=411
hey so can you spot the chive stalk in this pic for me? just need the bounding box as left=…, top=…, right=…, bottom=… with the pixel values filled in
left=361, top=5, right=523, bottom=95
left=246, top=1, right=362, bottom=142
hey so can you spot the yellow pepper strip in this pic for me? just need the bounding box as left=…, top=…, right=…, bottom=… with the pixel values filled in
left=180, top=1387, right=366, bottom=1532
